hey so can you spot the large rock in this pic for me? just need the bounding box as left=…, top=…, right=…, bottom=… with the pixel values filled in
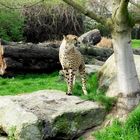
left=0, top=90, right=106, bottom=140
left=85, top=65, right=101, bottom=74
left=98, top=54, right=140, bottom=97
left=78, top=29, right=101, bottom=46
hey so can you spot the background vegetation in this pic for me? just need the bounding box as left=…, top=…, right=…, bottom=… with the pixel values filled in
left=23, top=4, right=84, bottom=43
left=0, top=9, right=24, bottom=41
left=0, top=0, right=85, bottom=42
left=0, top=0, right=139, bottom=43
left=132, top=40, right=140, bottom=48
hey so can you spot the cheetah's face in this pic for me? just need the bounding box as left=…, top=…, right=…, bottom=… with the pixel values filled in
left=63, top=35, right=80, bottom=51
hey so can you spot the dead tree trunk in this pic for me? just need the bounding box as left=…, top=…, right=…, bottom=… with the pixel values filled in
left=0, top=43, right=61, bottom=75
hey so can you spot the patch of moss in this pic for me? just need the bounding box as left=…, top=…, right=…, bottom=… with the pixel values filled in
left=8, top=127, right=16, bottom=140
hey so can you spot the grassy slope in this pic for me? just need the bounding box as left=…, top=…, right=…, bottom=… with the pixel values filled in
left=94, top=105, right=140, bottom=140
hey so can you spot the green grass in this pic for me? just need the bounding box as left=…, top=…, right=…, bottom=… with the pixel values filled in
left=0, top=71, right=115, bottom=111
left=94, top=105, right=140, bottom=140
left=132, top=39, right=140, bottom=48
left=0, top=72, right=66, bottom=96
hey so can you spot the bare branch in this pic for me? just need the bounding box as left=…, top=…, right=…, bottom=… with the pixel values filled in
left=87, top=0, right=111, bottom=17
left=62, top=0, right=107, bottom=24
left=119, top=0, right=129, bottom=13
left=115, top=0, right=129, bottom=22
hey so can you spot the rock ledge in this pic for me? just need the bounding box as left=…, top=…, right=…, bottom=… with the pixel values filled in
left=0, top=90, right=106, bottom=140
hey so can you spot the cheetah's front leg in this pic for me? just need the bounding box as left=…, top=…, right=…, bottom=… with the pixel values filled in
left=66, top=69, right=74, bottom=95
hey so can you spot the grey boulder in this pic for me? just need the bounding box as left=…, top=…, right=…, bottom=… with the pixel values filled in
left=98, top=54, right=140, bottom=97
left=0, top=90, right=106, bottom=140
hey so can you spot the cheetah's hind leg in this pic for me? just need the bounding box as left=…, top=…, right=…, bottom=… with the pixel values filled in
left=66, top=69, right=74, bottom=95
left=62, top=69, right=73, bottom=95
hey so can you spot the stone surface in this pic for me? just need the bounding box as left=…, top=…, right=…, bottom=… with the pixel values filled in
left=98, top=54, right=140, bottom=97
left=0, top=90, right=106, bottom=140
left=0, top=137, right=7, bottom=140
left=78, top=29, right=101, bottom=46
left=85, top=65, right=101, bottom=74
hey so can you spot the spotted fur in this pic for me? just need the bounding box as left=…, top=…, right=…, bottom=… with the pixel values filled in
left=59, top=34, right=87, bottom=95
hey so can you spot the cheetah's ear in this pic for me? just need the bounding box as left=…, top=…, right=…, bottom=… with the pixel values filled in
left=74, top=36, right=78, bottom=41
left=63, top=35, right=66, bottom=39
left=63, top=35, right=68, bottom=40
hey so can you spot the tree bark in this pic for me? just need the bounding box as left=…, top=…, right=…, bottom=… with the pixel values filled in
left=113, top=31, right=140, bottom=96
left=0, top=44, right=60, bottom=75
left=112, top=0, right=140, bottom=113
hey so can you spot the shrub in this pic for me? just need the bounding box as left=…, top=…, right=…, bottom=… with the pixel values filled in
left=84, top=18, right=111, bottom=37
left=22, top=3, right=84, bottom=43
left=0, top=9, right=24, bottom=41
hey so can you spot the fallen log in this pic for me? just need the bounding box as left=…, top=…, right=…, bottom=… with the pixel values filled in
left=0, top=43, right=61, bottom=75
left=0, top=29, right=102, bottom=75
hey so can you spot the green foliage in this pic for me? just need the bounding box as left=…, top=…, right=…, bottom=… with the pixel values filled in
left=84, top=18, right=111, bottom=37
left=125, top=105, right=140, bottom=132
left=0, top=9, right=24, bottom=41
left=94, top=105, right=140, bottom=140
left=95, top=23, right=111, bottom=37
left=132, top=39, right=140, bottom=48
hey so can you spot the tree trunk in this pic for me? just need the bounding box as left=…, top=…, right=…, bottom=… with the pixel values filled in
left=113, top=30, right=140, bottom=115
left=111, top=0, right=140, bottom=115
left=113, top=31, right=140, bottom=96
left=0, top=44, right=61, bottom=75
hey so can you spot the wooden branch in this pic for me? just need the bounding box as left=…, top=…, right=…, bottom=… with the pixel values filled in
left=114, top=0, right=131, bottom=25
left=62, top=0, right=107, bottom=25
left=119, top=0, right=129, bottom=15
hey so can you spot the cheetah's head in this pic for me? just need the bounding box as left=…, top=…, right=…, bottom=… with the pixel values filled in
left=63, top=34, right=80, bottom=51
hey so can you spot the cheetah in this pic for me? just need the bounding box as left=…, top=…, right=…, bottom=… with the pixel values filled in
left=59, top=34, right=87, bottom=95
